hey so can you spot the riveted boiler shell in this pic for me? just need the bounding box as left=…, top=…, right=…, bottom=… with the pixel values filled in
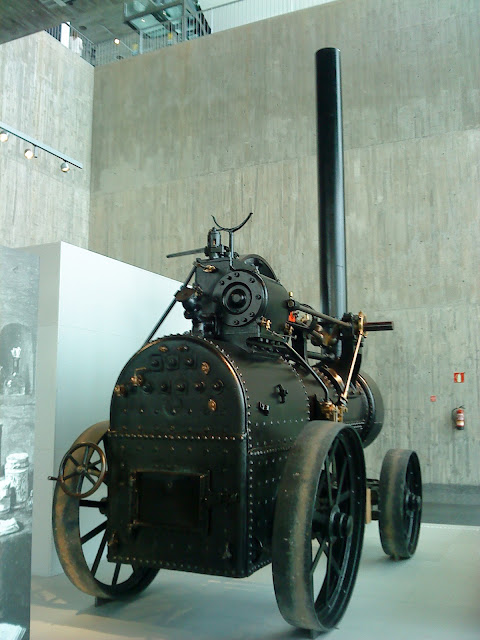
left=107, top=335, right=249, bottom=576
left=109, top=335, right=310, bottom=447
left=106, top=335, right=310, bottom=577
left=109, top=335, right=247, bottom=439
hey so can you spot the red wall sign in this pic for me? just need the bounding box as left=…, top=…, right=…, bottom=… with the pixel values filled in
left=454, top=372, right=465, bottom=383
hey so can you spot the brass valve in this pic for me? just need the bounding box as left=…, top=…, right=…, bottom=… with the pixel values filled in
left=259, top=317, right=272, bottom=330
left=320, top=401, right=347, bottom=423
left=130, top=373, right=144, bottom=387
left=114, top=384, right=127, bottom=397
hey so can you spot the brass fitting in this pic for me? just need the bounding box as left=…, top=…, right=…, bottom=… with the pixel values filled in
left=320, top=401, right=347, bottom=422
left=355, top=311, right=365, bottom=336
left=114, top=384, right=127, bottom=397
left=259, top=317, right=272, bottom=330
left=130, top=373, right=144, bottom=387
left=284, top=322, right=294, bottom=336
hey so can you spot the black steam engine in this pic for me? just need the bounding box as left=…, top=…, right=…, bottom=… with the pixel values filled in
left=52, top=49, right=422, bottom=634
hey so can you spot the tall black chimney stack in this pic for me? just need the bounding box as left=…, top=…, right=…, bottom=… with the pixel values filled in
left=316, top=47, right=347, bottom=319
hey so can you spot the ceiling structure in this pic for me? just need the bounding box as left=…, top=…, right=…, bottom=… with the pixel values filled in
left=0, top=0, right=123, bottom=45
left=0, top=0, right=224, bottom=46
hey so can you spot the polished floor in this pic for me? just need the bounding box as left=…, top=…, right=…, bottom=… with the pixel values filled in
left=30, top=521, right=480, bottom=640
left=423, top=501, right=480, bottom=526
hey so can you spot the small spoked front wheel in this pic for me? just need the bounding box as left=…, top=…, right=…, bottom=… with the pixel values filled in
left=272, top=421, right=366, bottom=633
left=379, top=449, right=422, bottom=560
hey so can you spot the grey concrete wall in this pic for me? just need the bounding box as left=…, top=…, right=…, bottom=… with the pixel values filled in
left=90, top=0, right=479, bottom=485
left=0, top=31, right=93, bottom=248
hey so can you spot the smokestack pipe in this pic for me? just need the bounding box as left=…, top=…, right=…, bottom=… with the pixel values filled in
left=316, top=47, right=347, bottom=319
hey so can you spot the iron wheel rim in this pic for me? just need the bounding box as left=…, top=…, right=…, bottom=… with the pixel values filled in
left=53, top=421, right=158, bottom=599
left=272, top=421, right=366, bottom=632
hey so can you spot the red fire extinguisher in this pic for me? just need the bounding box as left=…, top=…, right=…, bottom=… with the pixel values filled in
left=452, top=406, right=465, bottom=430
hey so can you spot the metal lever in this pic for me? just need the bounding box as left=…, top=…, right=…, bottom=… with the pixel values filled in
left=338, top=313, right=365, bottom=407
left=287, top=300, right=352, bottom=328
left=364, top=321, right=394, bottom=332
left=166, top=247, right=204, bottom=259
left=142, top=265, right=196, bottom=346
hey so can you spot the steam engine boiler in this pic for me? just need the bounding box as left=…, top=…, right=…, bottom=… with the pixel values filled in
left=51, top=48, right=422, bottom=634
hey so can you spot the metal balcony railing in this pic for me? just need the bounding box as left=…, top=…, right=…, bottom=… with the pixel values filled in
left=47, top=0, right=335, bottom=67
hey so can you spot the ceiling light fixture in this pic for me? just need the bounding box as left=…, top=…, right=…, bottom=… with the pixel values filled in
left=114, top=38, right=120, bottom=45
left=0, top=120, right=82, bottom=171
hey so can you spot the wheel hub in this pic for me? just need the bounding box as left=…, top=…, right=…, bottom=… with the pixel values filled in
left=328, top=505, right=353, bottom=539
left=405, top=490, right=422, bottom=513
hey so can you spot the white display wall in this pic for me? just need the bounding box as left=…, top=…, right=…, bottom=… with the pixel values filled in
left=26, top=242, right=189, bottom=576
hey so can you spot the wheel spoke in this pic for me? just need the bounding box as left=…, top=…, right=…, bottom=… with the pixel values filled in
left=405, top=512, right=414, bottom=542
left=91, top=530, right=108, bottom=576
left=325, top=542, right=333, bottom=599
left=335, top=459, right=348, bottom=502
left=328, top=547, right=342, bottom=577
left=311, top=538, right=327, bottom=574
left=316, top=472, right=327, bottom=502
left=337, top=490, right=350, bottom=504
left=325, top=461, right=334, bottom=507
left=323, top=541, right=342, bottom=601
left=81, top=520, right=107, bottom=545
left=82, top=446, right=90, bottom=465
left=331, top=451, right=338, bottom=483
left=112, top=563, right=121, bottom=586
left=67, top=454, right=80, bottom=467
left=84, top=471, right=98, bottom=486
left=63, top=471, right=80, bottom=482
left=76, top=474, right=83, bottom=494
left=329, top=438, right=340, bottom=461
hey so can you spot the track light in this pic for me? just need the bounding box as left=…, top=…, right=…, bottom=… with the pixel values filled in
left=1, top=120, right=83, bottom=170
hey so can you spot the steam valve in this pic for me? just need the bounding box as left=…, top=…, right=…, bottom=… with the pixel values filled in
left=452, top=406, right=465, bottom=430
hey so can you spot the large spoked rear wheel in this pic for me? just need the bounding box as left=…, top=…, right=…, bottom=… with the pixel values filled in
left=272, top=421, right=366, bottom=633
left=52, top=421, right=159, bottom=600
left=379, top=449, right=422, bottom=560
